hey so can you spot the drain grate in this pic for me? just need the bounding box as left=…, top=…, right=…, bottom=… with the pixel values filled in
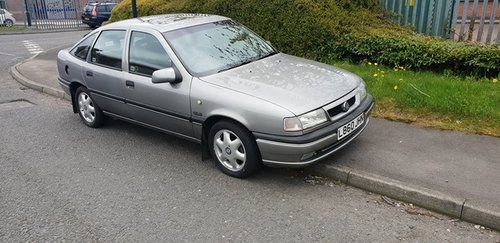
left=0, top=99, right=35, bottom=112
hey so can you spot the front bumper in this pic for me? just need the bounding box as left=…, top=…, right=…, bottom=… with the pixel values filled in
left=254, top=95, right=374, bottom=167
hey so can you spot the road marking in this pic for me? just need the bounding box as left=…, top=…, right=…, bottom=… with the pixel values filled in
left=0, top=51, right=15, bottom=56
left=22, top=40, right=44, bottom=55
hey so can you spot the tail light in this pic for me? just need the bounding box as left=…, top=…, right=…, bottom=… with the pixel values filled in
left=92, top=6, right=97, bottom=16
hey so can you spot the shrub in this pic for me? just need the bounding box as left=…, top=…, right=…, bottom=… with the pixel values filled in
left=338, top=28, right=500, bottom=76
left=109, top=0, right=500, bottom=77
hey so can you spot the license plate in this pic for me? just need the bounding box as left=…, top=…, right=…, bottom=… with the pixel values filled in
left=84, top=17, right=90, bottom=20
left=337, top=114, right=364, bottom=140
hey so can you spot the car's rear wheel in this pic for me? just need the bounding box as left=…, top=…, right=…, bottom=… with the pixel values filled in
left=76, top=86, right=105, bottom=127
left=209, top=120, right=262, bottom=178
left=4, top=19, right=13, bottom=27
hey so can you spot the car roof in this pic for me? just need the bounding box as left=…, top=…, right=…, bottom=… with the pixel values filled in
left=102, top=14, right=230, bottom=33
left=86, top=2, right=116, bottom=5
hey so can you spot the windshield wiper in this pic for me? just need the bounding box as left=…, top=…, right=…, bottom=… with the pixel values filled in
left=256, top=51, right=278, bottom=61
left=217, top=52, right=278, bottom=73
left=217, top=59, right=254, bottom=73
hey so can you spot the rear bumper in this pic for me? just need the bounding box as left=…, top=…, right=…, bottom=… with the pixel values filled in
left=58, top=77, right=71, bottom=95
left=255, top=95, right=374, bottom=168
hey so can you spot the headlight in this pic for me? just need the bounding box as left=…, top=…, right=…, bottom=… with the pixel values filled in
left=284, top=109, right=328, bottom=131
left=358, top=81, right=367, bottom=100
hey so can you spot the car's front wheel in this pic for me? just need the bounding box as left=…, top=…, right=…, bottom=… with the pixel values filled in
left=4, top=19, right=13, bottom=27
left=76, top=86, right=105, bottom=127
left=209, top=120, right=262, bottom=178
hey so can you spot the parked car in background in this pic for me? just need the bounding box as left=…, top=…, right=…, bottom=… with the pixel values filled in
left=0, top=8, right=16, bottom=27
left=81, top=2, right=117, bottom=28
left=57, top=14, right=373, bottom=178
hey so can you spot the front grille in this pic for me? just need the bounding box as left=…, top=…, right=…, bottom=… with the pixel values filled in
left=327, top=96, right=355, bottom=118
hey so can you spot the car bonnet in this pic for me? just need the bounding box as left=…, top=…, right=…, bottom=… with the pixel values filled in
left=199, top=53, right=361, bottom=115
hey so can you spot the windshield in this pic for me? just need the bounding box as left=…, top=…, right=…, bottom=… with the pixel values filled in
left=164, top=20, right=276, bottom=77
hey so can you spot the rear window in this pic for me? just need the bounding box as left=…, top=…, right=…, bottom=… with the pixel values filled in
left=83, top=5, right=93, bottom=13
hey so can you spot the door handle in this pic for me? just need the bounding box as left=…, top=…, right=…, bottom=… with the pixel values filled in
left=125, top=80, right=135, bottom=88
left=86, top=71, right=93, bottom=77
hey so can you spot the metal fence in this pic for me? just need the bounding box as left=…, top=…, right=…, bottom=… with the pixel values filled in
left=382, top=0, right=499, bottom=44
left=25, top=0, right=86, bottom=30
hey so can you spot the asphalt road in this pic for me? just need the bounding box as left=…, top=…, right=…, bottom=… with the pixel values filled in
left=1, top=31, right=499, bottom=242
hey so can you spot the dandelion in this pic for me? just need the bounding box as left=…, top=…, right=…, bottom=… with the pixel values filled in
left=399, top=78, right=403, bottom=81
left=381, top=71, right=385, bottom=74
left=394, top=85, right=398, bottom=91
left=373, top=73, right=378, bottom=77
left=394, top=68, right=398, bottom=72
left=493, top=78, right=498, bottom=84
left=374, top=63, right=378, bottom=66
left=368, top=62, right=372, bottom=65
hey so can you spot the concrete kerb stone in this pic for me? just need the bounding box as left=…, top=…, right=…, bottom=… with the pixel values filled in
left=462, top=202, right=500, bottom=231
left=9, top=52, right=71, bottom=101
left=306, top=163, right=500, bottom=232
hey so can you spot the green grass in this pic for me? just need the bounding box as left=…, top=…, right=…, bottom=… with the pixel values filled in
left=0, top=26, right=27, bottom=32
left=329, top=60, right=500, bottom=137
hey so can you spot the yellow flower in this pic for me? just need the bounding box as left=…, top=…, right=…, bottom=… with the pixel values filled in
left=373, top=73, right=378, bottom=77
left=374, top=63, right=378, bottom=66
left=381, top=71, right=385, bottom=74
left=394, top=85, right=398, bottom=91
left=381, top=74, right=385, bottom=78
left=368, top=62, right=372, bottom=65
left=399, top=78, right=403, bottom=81
left=394, top=68, right=398, bottom=72
left=493, top=78, right=498, bottom=84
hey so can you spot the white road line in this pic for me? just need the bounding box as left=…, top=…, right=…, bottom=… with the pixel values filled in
left=22, top=40, right=44, bottom=55
left=0, top=51, right=15, bottom=56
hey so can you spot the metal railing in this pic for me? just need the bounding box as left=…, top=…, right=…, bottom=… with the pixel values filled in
left=24, top=0, right=86, bottom=30
left=382, top=0, right=499, bottom=44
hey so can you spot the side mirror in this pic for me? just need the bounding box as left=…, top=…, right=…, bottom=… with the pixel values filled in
left=152, top=67, right=182, bottom=84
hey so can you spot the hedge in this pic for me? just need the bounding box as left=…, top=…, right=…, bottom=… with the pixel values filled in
left=109, top=0, right=500, bottom=77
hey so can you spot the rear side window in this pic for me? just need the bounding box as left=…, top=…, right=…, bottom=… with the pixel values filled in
left=90, top=30, right=126, bottom=69
left=70, top=33, right=97, bottom=60
left=97, top=5, right=106, bottom=13
left=106, top=4, right=117, bottom=11
left=129, top=31, right=172, bottom=76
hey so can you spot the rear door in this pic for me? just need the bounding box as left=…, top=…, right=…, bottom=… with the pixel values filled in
left=121, top=29, right=194, bottom=140
left=82, top=29, right=128, bottom=116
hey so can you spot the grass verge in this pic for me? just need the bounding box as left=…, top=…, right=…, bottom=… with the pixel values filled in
left=0, top=26, right=27, bottom=32
left=329, top=60, right=500, bottom=137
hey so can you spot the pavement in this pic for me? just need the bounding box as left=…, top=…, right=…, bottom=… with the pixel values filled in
left=9, top=47, right=500, bottom=232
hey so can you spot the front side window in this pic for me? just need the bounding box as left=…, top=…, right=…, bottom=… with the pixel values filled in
left=129, top=31, right=172, bottom=76
left=90, top=30, right=126, bottom=69
left=70, top=33, right=97, bottom=60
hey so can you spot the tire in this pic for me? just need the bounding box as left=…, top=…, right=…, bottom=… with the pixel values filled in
left=4, top=19, right=13, bottom=27
left=208, top=120, right=262, bottom=178
left=75, top=86, right=105, bottom=128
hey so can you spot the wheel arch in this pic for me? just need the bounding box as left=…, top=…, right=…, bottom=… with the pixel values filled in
left=69, top=82, right=85, bottom=113
left=200, top=115, right=256, bottom=161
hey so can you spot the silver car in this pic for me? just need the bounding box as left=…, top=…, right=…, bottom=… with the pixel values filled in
left=57, top=14, right=374, bottom=178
